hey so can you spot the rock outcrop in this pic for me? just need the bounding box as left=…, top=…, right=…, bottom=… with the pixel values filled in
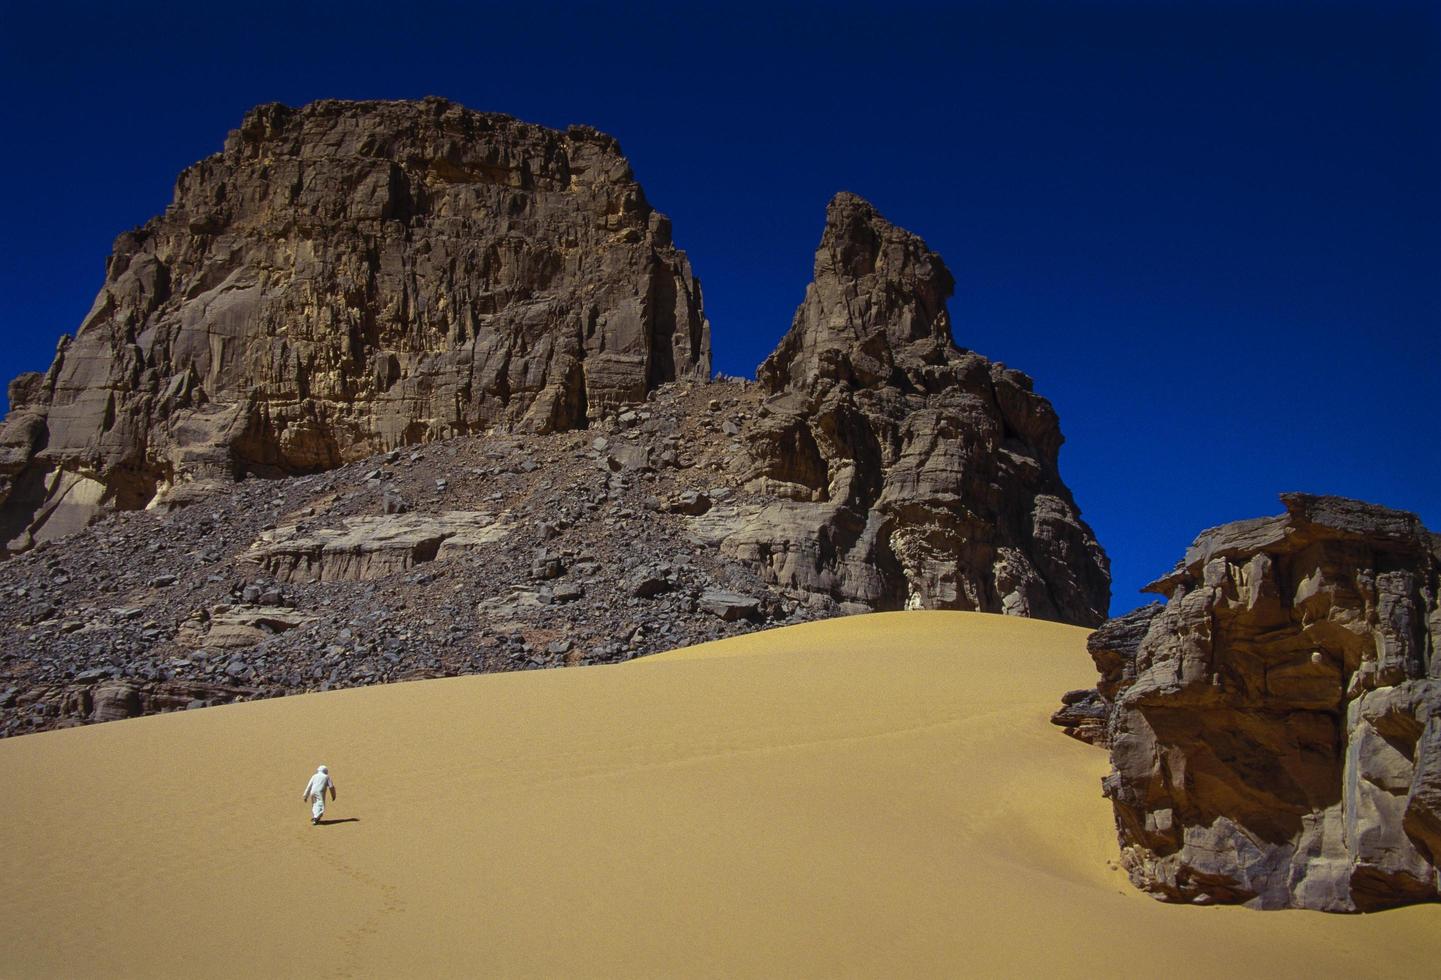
left=726, top=193, right=1109, bottom=623
left=1058, top=493, right=1441, bottom=911
left=245, top=511, right=511, bottom=582
left=0, top=97, right=709, bottom=555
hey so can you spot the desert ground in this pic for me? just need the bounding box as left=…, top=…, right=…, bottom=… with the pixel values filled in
left=1, top=611, right=1437, bottom=978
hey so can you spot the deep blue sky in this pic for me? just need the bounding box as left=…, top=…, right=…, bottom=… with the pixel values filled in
left=1, top=1, right=1436, bottom=613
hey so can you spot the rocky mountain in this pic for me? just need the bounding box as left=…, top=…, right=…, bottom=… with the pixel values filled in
left=0, top=97, right=709, bottom=556
left=731, top=193, right=1109, bottom=623
left=1055, top=494, right=1441, bottom=911
left=0, top=100, right=1110, bottom=736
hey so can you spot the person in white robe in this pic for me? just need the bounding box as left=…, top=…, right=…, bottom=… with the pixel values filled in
left=302, top=765, right=336, bottom=824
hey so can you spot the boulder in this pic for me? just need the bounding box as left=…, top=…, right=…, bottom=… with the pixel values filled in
left=698, top=590, right=761, bottom=622
left=602, top=444, right=653, bottom=473
left=662, top=490, right=712, bottom=516
left=90, top=681, right=143, bottom=722
left=631, top=574, right=673, bottom=598
left=529, top=552, right=564, bottom=580
left=382, top=489, right=408, bottom=515
left=550, top=582, right=584, bottom=603
left=1061, top=493, right=1441, bottom=911
left=200, top=605, right=317, bottom=650
left=1049, top=688, right=1111, bottom=746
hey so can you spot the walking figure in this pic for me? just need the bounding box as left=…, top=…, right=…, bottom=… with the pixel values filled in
left=302, top=765, right=336, bottom=825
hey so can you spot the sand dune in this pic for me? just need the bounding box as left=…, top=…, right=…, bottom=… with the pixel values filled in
left=1, top=611, right=1437, bottom=978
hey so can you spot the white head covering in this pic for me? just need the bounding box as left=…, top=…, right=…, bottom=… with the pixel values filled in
left=305, top=765, right=331, bottom=799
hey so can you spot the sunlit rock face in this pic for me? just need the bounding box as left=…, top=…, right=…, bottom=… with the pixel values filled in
left=728, top=192, right=1109, bottom=625
left=0, top=97, right=710, bottom=554
left=1059, top=493, right=1441, bottom=911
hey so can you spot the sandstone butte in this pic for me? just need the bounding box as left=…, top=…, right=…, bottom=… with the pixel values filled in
left=0, top=97, right=1109, bottom=627
left=0, top=98, right=709, bottom=550
left=1055, top=493, right=1441, bottom=912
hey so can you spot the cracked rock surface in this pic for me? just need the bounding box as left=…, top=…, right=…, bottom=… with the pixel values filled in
left=1057, top=493, right=1441, bottom=911
left=0, top=97, right=709, bottom=555
left=738, top=193, right=1109, bottom=623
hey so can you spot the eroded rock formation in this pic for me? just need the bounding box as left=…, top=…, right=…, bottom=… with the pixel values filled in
left=725, top=193, right=1109, bottom=623
left=0, top=105, right=1119, bottom=736
left=1058, top=493, right=1441, bottom=911
left=245, top=511, right=511, bottom=582
left=0, top=97, right=709, bottom=554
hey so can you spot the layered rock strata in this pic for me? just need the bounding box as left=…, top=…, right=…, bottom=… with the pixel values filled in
left=245, top=511, right=511, bottom=582
left=726, top=193, right=1109, bottom=624
left=1058, top=493, right=1441, bottom=911
left=0, top=97, right=709, bottom=554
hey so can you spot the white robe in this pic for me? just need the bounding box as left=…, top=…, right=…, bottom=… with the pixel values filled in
left=304, top=770, right=332, bottom=819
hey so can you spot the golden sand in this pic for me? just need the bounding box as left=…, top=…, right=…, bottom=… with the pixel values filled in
left=1, top=611, right=1437, bottom=978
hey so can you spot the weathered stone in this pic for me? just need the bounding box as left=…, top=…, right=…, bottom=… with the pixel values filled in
left=550, top=582, right=584, bottom=603
left=530, top=553, right=563, bottom=580
left=728, top=193, right=1108, bottom=625
left=244, top=511, right=510, bottom=582
left=1049, top=688, right=1111, bottom=746
left=698, top=590, right=761, bottom=622
left=1049, top=602, right=1164, bottom=744
left=0, top=97, right=710, bottom=554
left=382, top=489, right=408, bottom=515
left=631, top=574, right=672, bottom=598
left=602, top=445, right=652, bottom=473
left=189, top=605, right=317, bottom=650
left=90, top=681, right=143, bottom=722
left=661, top=490, right=711, bottom=516
left=1066, top=494, right=1441, bottom=911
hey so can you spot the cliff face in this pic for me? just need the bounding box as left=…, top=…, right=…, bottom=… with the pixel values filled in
left=0, top=98, right=709, bottom=554
left=729, top=193, right=1109, bottom=624
left=1057, top=494, right=1441, bottom=911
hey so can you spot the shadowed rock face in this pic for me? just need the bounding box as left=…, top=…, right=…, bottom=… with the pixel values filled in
left=731, top=193, right=1109, bottom=624
left=1058, top=493, right=1441, bottom=911
left=0, top=97, right=709, bottom=555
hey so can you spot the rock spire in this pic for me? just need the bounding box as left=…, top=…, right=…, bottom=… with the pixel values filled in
left=729, top=193, right=1110, bottom=623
